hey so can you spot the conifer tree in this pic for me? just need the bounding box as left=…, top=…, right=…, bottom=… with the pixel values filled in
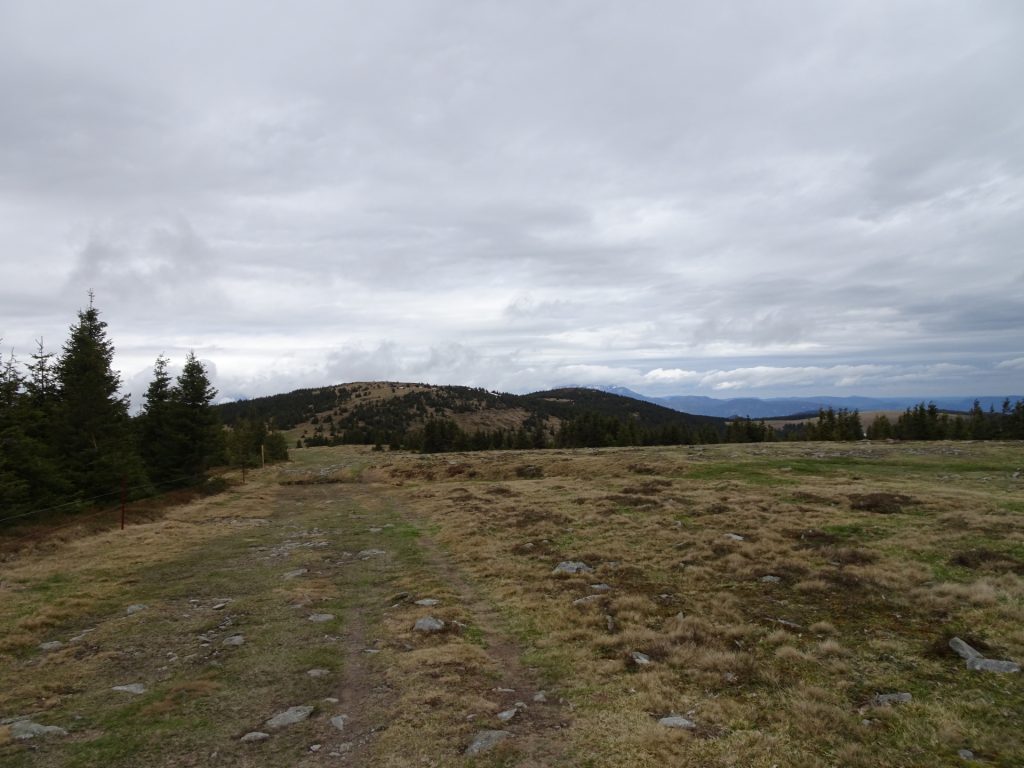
left=53, top=294, right=147, bottom=501
left=169, top=351, right=222, bottom=479
left=138, top=355, right=179, bottom=484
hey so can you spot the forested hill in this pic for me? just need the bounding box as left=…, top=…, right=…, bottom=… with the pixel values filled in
left=213, top=382, right=725, bottom=449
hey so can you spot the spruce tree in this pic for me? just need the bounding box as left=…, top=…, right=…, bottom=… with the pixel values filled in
left=170, top=351, right=222, bottom=478
left=53, top=294, right=147, bottom=501
left=138, top=355, right=179, bottom=484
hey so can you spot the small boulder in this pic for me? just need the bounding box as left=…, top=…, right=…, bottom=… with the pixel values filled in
left=573, top=595, right=602, bottom=606
left=631, top=651, right=653, bottom=666
left=659, top=715, right=696, bottom=729
left=496, top=708, right=518, bottom=723
left=552, top=561, right=593, bottom=575
left=967, top=657, right=1020, bottom=673
left=112, top=683, right=146, bottom=695
left=465, top=730, right=512, bottom=756
left=307, top=668, right=330, bottom=678
left=10, top=720, right=68, bottom=740
left=330, top=715, right=349, bottom=732
left=308, top=613, right=335, bottom=623
left=414, top=598, right=440, bottom=607
left=240, top=731, right=270, bottom=743
left=38, top=641, right=64, bottom=652
left=949, top=637, right=982, bottom=661
left=223, top=634, right=245, bottom=647
left=126, top=604, right=147, bottom=615
left=414, top=616, right=445, bottom=633
left=724, top=533, right=745, bottom=542
left=265, top=705, right=314, bottom=729
left=533, top=690, right=547, bottom=703
left=283, top=568, right=308, bottom=580
left=759, top=575, right=781, bottom=583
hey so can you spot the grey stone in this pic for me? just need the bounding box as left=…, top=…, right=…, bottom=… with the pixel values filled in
left=414, top=616, right=445, bottom=633
left=38, top=641, right=64, bottom=652
left=358, top=549, right=386, bottom=558
left=590, top=583, right=612, bottom=592
left=112, top=683, right=146, bottom=695
left=10, top=720, right=68, bottom=740
left=966, top=657, right=1020, bottom=673
left=265, top=705, right=314, bottom=729
left=573, top=595, right=603, bottom=606
left=552, top=560, right=593, bottom=575
left=414, top=598, right=440, bottom=606
left=330, top=715, right=349, bottom=732
left=871, top=692, right=912, bottom=706
left=307, top=668, right=330, bottom=678
left=465, top=730, right=512, bottom=756
left=308, top=613, right=335, bottom=623
left=212, top=602, right=229, bottom=610
left=240, top=731, right=270, bottom=742
left=725, top=533, right=745, bottom=542
left=759, top=575, right=781, bottom=583
left=958, top=749, right=975, bottom=760
left=222, top=634, right=245, bottom=646
left=126, top=604, right=147, bottom=615
left=659, top=715, right=696, bottom=729
left=631, top=651, right=653, bottom=666
left=283, top=568, right=308, bottom=580
left=533, top=690, right=547, bottom=703
left=496, top=708, right=518, bottom=722
left=309, top=743, right=322, bottom=752
left=949, top=637, right=982, bottom=661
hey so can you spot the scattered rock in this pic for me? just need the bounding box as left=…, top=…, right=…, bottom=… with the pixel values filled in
left=958, top=748, right=975, bottom=761
left=265, top=706, right=314, bottom=729
left=240, top=731, right=270, bottom=743
left=10, top=720, right=68, bottom=740
left=759, top=575, right=781, bottom=583
left=212, top=602, right=229, bottom=610
left=590, top=583, right=612, bottom=592
left=112, top=683, right=147, bottom=695
left=414, top=598, right=440, bottom=607
left=126, top=604, right=147, bottom=615
left=358, top=549, right=386, bottom=558
left=330, top=715, right=349, bottom=732
left=967, top=657, right=1020, bottom=673
left=949, top=637, right=983, bottom=661
left=533, top=691, right=547, bottom=703
left=871, top=692, right=912, bottom=706
left=307, top=668, right=330, bottom=678
left=283, top=568, right=308, bottom=580
left=69, top=629, right=95, bottom=644
left=630, top=651, right=653, bottom=666
left=658, top=715, right=696, bottom=729
left=465, top=730, right=512, bottom=756
left=496, top=708, right=518, bottom=723
left=222, top=634, right=245, bottom=647
left=552, top=561, right=593, bottom=575
left=308, top=613, right=335, bottom=623
left=389, top=591, right=410, bottom=603
left=309, top=743, right=322, bottom=752
left=573, top=595, right=603, bottom=606
left=725, top=533, right=745, bottom=542
left=605, top=614, right=617, bottom=632
left=950, top=636, right=1020, bottom=673
left=38, top=641, right=64, bottom=652
left=414, top=616, right=445, bottom=633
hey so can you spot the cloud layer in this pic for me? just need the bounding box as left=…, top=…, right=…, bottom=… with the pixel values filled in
left=1, top=1, right=1022, bottom=404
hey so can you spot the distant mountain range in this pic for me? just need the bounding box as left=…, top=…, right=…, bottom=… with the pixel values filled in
left=596, top=387, right=1024, bottom=419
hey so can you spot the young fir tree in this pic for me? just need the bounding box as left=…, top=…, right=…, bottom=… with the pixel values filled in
left=169, top=351, right=222, bottom=479
left=53, top=294, right=148, bottom=502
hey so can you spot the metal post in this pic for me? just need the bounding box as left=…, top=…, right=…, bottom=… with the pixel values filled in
left=120, top=476, right=126, bottom=530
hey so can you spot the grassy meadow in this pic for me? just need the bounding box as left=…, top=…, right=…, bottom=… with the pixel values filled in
left=1, top=441, right=1022, bottom=766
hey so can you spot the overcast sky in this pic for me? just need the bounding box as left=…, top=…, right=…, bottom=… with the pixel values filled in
left=1, top=1, right=1022, bottom=404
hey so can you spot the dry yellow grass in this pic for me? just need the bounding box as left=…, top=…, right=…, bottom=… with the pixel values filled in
left=2, top=441, right=1023, bottom=767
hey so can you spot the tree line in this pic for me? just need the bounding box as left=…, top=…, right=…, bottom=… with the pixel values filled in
left=1, top=296, right=286, bottom=526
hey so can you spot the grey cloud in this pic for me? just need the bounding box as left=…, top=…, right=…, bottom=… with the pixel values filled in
left=2, top=1, right=1022, bottom=400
